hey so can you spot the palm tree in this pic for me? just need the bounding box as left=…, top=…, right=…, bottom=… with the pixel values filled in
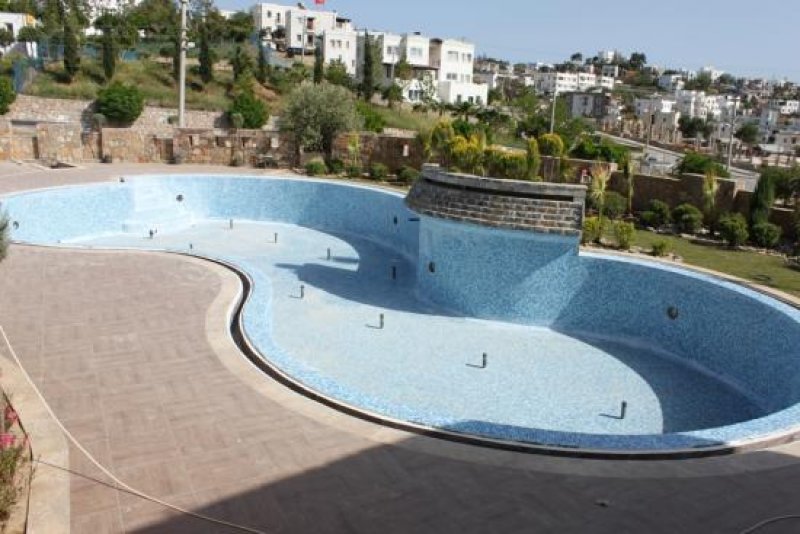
left=621, top=154, right=635, bottom=215
left=589, top=162, right=612, bottom=242
left=703, top=169, right=719, bottom=232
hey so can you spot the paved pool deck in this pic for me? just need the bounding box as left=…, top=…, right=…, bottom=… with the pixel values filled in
left=2, top=162, right=800, bottom=533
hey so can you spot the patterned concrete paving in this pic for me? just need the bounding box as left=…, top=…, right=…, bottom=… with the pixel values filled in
left=2, top=164, right=800, bottom=533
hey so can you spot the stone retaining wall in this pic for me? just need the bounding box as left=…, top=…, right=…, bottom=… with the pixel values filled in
left=406, top=165, right=587, bottom=237
left=6, top=95, right=225, bottom=132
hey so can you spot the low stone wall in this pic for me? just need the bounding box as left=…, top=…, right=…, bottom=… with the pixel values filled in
left=35, top=123, right=84, bottom=163
left=6, top=95, right=226, bottom=132
left=102, top=129, right=173, bottom=164
left=331, top=131, right=423, bottom=171
left=173, top=128, right=288, bottom=166
left=406, top=165, right=586, bottom=237
left=0, top=121, right=37, bottom=161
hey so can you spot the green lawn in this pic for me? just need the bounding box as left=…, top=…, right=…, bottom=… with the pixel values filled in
left=26, top=59, right=234, bottom=111
left=632, top=230, right=800, bottom=297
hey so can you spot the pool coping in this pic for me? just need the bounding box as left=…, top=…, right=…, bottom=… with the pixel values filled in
left=5, top=175, right=800, bottom=459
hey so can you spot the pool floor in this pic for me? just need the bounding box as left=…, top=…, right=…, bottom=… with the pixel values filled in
left=78, top=220, right=764, bottom=438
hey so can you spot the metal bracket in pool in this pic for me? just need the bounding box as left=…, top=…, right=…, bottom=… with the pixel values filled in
left=467, top=353, right=488, bottom=369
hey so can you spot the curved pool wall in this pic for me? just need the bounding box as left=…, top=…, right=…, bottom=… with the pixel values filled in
left=3, top=174, right=800, bottom=454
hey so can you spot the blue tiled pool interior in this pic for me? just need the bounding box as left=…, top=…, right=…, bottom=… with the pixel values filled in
left=4, top=175, right=800, bottom=453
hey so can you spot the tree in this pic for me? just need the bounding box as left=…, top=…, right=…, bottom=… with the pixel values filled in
left=230, top=45, right=253, bottom=83
left=629, top=52, right=647, bottom=70
left=198, top=22, right=214, bottom=84
left=718, top=213, right=749, bottom=247
left=63, top=17, right=80, bottom=82
left=383, top=83, right=403, bottom=109
left=538, top=133, right=565, bottom=157
left=750, top=171, right=776, bottom=228
left=281, top=83, right=361, bottom=163
left=570, top=52, right=583, bottom=63
left=589, top=162, right=612, bottom=236
left=678, top=116, right=712, bottom=140
left=0, top=28, right=13, bottom=48
left=94, top=14, right=117, bottom=81
left=394, top=53, right=412, bottom=81
left=16, top=26, right=41, bottom=43
left=686, top=72, right=712, bottom=91
left=324, top=59, right=352, bottom=89
left=0, top=76, right=15, bottom=115
left=229, top=90, right=269, bottom=129
left=526, top=138, right=541, bottom=180
left=225, top=11, right=254, bottom=42
left=256, top=43, right=268, bottom=84
left=702, top=169, right=720, bottom=229
left=735, top=123, right=759, bottom=146
left=96, top=82, right=144, bottom=124
left=313, top=43, right=324, bottom=84
left=360, top=31, right=376, bottom=101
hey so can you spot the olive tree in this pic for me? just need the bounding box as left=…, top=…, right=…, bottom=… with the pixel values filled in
left=281, top=83, right=361, bottom=164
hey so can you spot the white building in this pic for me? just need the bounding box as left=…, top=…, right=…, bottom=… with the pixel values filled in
left=529, top=72, right=614, bottom=95
left=358, top=32, right=487, bottom=105
left=699, top=65, right=725, bottom=82
left=770, top=99, right=800, bottom=115
left=657, top=74, right=684, bottom=92
left=84, top=0, right=140, bottom=36
left=321, top=29, right=357, bottom=75
left=252, top=3, right=287, bottom=35
left=0, top=12, right=37, bottom=57
left=430, top=38, right=487, bottom=105
left=634, top=96, right=676, bottom=118
left=675, top=90, right=707, bottom=119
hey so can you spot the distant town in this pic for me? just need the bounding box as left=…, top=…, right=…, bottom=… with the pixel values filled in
left=0, top=0, right=799, bottom=172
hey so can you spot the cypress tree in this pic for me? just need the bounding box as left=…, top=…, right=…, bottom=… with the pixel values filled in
left=313, top=42, right=324, bottom=84
left=101, top=21, right=115, bottom=81
left=256, top=42, right=268, bottom=84
left=360, top=31, right=375, bottom=101
left=198, top=23, right=213, bottom=84
left=63, top=17, right=80, bottom=82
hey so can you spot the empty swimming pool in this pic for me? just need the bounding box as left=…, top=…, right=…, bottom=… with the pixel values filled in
left=3, top=173, right=800, bottom=456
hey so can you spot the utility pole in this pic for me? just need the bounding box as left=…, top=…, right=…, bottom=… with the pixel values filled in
left=726, top=98, right=739, bottom=172
left=178, top=0, right=187, bottom=128
left=549, top=90, right=559, bottom=134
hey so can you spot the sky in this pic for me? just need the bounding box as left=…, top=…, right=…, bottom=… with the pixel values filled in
left=218, top=0, right=800, bottom=82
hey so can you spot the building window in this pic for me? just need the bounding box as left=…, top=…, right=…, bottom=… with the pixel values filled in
left=446, top=73, right=457, bottom=81
left=410, top=47, right=423, bottom=58
left=447, top=51, right=459, bottom=61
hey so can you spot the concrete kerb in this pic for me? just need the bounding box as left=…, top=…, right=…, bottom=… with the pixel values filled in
left=0, top=347, right=70, bottom=534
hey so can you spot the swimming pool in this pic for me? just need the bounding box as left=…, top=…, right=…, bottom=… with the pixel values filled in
left=3, top=174, right=800, bottom=456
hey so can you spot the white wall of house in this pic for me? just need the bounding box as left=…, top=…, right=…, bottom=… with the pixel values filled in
left=438, top=80, right=487, bottom=105
left=771, top=99, right=800, bottom=115
left=322, top=29, right=358, bottom=75
left=431, top=38, right=475, bottom=84
left=402, top=33, right=430, bottom=68
left=0, top=12, right=37, bottom=56
left=252, top=3, right=287, bottom=34
left=634, top=97, right=677, bottom=118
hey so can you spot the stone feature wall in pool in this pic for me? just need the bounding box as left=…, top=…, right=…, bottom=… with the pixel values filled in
left=406, top=165, right=587, bottom=237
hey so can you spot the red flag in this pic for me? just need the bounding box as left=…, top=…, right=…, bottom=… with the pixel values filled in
left=315, top=0, right=325, bottom=4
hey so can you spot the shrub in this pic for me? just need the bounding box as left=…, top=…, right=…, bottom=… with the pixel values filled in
left=96, top=82, right=144, bottom=124
left=672, top=203, right=704, bottom=234
left=602, top=191, right=627, bottom=220
left=446, top=135, right=484, bottom=175
left=229, top=91, right=269, bottom=129
left=582, top=216, right=603, bottom=245
left=640, top=200, right=671, bottom=228
left=346, top=164, right=362, bottom=178
left=0, top=76, right=15, bottom=115
left=718, top=213, right=749, bottom=247
left=357, top=101, right=385, bottom=133
left=305, top=159, right=328, bottom=176
left=369, top=162, right=389, bottom=181
left=613, top=221, right=635, bottom=250
left=751, top=222, right=782, bottom=248
left=327, top=159, right=345, bottom=174
left=397, top=165, right=420, bottom=184
left=526, top=137, right=541, bottom=180
left=484, top=147, right=527, bottom=180
left=651, top=239, right=672, bottom=257
left=538, top=133, right=565, bottom=157
left=677, top=152, right=730, bottom=178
